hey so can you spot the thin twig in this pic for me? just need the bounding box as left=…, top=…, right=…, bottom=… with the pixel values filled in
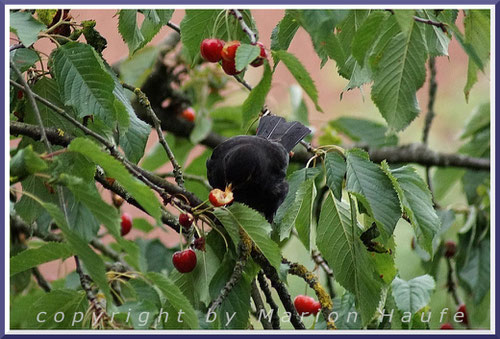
left=159, top=172, right=212, bottom=190
left=10, top=62, right=71, bottom=223
left=257, top=271, right=281, bottom=329
left=10, top=43, right=25, bottom=52
left=208, top=235, right=251, bottom=314
left=31, top=267, right=51, bottom=292
left=74, top=256, right=107, bottom=323
left=122, top=83, right=185, bottom=188
left=251, top=248, right=305, bottom=329
left=10, top=63, right=52, bottom=152
left=422, top=57, right=440, bottom=207
left=229, top=9, right=257, bottom=44
left=311, top=249, right=334, bottom=277
left=11, top=79, right=170, bottom=200
left=250, top=279, right=273, bottom=330
left=166, top=21, right=180, bottom=33
left=413, top=15, right=448, bottom=33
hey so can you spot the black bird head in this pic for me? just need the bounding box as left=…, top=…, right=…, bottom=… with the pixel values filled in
left=206, top=115, right=311, bottom=222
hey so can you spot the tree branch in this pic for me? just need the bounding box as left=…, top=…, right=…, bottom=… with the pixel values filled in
left=31, top=267, right=52, bottom=292
left=230, top=9, right=257, bottom=44
left=257, top=271, right=281, bottom=329
left=284, top=259, right=336, bottom=330
left=413, top=15, right=448, bottom=33
left=422, top=57, right=439, bottom=206
left=250, top=279, right=273, bottom=330
left=251, top=248, right=305, bottom=329
left=208, top=233, right=251, bottom=314
left=122, top=83, right=185, bottom=188
left=365, top=143, right=489, bottom=171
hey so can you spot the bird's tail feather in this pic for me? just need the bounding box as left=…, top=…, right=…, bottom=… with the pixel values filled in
left=256, top=115, right=311, bottom=152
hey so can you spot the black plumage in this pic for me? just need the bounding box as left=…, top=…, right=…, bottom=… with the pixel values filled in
left=206, top=116, right=311, bottom=222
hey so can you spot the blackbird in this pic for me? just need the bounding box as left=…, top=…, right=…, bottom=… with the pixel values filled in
left=206, top=115, right=311, bottom=222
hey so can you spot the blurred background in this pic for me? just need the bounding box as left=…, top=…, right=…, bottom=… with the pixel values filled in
left=11, top=8, right=491, bottom=329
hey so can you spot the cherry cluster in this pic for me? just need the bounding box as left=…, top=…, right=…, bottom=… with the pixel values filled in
left=200, top=38, right=268, bottom=75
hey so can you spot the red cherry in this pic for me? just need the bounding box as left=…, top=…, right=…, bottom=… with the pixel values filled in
left=293, top=295, right=320, bottom=316
left=457, top=304, right=469, bottom=325
left=221, top=40, right=241, bottom=61
left=181, top=107, right=195, bottom=122
left=221, top=58, right=242, bottom=76
left=440, top=323, right=454, bottom=329
left=209, top=187, right=234, bottom=207
left=17, top=90, right=24, bottom=100
left=179, top=213, right=193, bottom=229
left=444, top=241, right=457, bottom=258
left=172, top=249, right=197, bottom=273
left=120, top=212, right=132, bottom=236
left=250, top=42, right=268, bottom=67
left=200, top=38, right=225, bottom=63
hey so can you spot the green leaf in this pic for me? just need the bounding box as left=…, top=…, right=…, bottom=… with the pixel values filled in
left=366, top=15, right=401, bottom=70
left=116, top=300, right=159, bottom=329
left=270, top=12, right=299, bottom=52
left=346, top=149, right=401, bottom=236
left=65, top=195, right=101, bottom=241
left=393, top=10, right=415, bottom=37
left=457, top=235, right=489, bottom=304
left=274, top=168, right=321, bottom=226
left=40, top=202, right=111, bottom=301
left=119, top=46, right=159, bottom=88
left=463, top=10, right=490, bottom=101
left=391, top=275, right=435, bottom=313
left=332, top=292, right=362, bottom=329
left=26, top=289, right=87, bottom=329
left=352, top=11, right=390, bottom=66
left=382, top=163, right=441, bottom=255
left=288, top=9, right=348, bottom=67
left=316, top=192, right=382, bottom=325
left=10, top=48, right=39, bottom=80
left=10, top=243, right=73, bottom=276
left=23, top=77, right=79, bottom=133
left=36, top=9, right=58, bottom=26
left=133, top=218, right=155, bottom=233
left=324, top=152, right=346, bottom=200
left=82, top=20, right=108, bottom=54
left=241, top=63, right=272, bottom=128
left=432, top=167, right=466, bottom=201
left=235, top=44, right=260, bottom=71
left=214, top=203, right=281, bottom=271
left=146, top=272, right=199, bottom=329
left=10, top=11, right=45, bottom=46
left=420, top=10, right=450, bottom=56
left=282, top=178, right=317, bottom=249
left=68, top=137, right=162, bottom=220
left=208, top=254, right=253, bottom=329
left=330, top=117, right=398, bottom=147
left=51, top=42, right=120, bottom=124
left=10, top=145, right=48, bottom=182
left=15, top=175, right=59, bottom=225
left=190, top=115, right=213, bottom=144
left=371, top=22, right=427, bottom=131
left=118, top=10, right=163, bottom=54
left=59, top=174, right=121, bottom=238
left=273, top=50, right=322, bottom=112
